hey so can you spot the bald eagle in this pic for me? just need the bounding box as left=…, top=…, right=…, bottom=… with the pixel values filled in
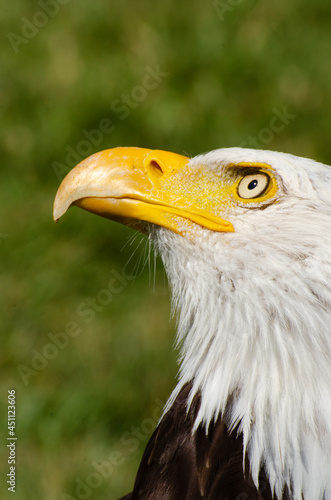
left=54, top=147, right=331, bottom=500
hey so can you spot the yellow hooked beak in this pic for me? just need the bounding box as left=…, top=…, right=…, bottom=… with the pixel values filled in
left=53, top=147, right=234, bottom=235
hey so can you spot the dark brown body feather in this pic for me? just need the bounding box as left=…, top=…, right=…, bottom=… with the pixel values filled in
left=119, top=383, right=290, bottom=500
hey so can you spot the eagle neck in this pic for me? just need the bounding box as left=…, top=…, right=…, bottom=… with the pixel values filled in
left=157, top=231, right=331, bottom=500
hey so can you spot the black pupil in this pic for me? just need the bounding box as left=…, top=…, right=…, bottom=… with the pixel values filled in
left=248, top=179, right=258, bottom=190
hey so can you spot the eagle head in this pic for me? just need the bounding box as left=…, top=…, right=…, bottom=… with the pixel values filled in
left=54, top=147, right=331, bottom=499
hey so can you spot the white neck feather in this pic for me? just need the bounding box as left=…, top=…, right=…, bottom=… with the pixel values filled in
left=152, top=196, right=331, bottom=499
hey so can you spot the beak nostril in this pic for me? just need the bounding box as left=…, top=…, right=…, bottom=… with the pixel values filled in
left=149, top=160, right=164, bottom=178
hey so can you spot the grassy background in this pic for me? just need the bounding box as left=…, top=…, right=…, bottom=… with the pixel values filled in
left=1, top=0, right=331, bottom=498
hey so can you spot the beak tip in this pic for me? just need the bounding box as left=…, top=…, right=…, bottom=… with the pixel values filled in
left=53, top=195, right=70, bottom=223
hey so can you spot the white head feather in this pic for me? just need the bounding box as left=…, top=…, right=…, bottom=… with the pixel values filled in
left=152, top=148, right=331, bottom=500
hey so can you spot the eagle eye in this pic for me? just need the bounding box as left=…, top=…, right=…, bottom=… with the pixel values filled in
left=237, top=173, right=270, bottom=200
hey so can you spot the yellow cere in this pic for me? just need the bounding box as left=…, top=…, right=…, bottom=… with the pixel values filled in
left=159, top=165, right=233, bottom=216
left=158, top=161, right=278, bottom=216
left=139, top=159, right=280, bottom=234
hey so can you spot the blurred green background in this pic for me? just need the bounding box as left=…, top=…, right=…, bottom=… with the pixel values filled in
left=1, top=0, right=331, bottom=498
